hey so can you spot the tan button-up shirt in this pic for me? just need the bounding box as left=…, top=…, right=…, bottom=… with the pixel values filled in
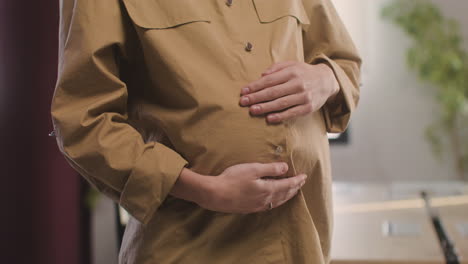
left=51, top=0, right=361, bottom=263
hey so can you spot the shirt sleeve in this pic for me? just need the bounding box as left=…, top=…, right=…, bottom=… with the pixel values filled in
left=302, top=0, right=363, bottom=133
left=50, top=0, right=189, bottom=226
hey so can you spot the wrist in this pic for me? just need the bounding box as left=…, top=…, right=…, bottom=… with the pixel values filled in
left=319, top=63, right=340, bottom=104
left=169, top=167, right=216, bottom=207
left=326, top=84, right=340, bottom=104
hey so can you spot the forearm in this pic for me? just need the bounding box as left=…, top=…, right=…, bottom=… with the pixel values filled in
left=169, top=168, right=215, bottom=206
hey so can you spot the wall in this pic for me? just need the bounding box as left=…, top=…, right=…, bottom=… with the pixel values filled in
left=330, top=0, right=468, bottom=182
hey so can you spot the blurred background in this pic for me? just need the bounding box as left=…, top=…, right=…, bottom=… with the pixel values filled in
left=1, top=0, right=467, bottom=263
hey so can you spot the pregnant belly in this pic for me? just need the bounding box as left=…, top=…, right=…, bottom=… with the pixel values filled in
left=168, top=107, right=328, bottom=178
left=176, top=109, right=288, bottom=176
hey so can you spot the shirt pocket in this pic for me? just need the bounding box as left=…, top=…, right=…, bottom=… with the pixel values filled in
left=252, top=0, right=311, bottom=27
left=122, top=0, right=211, bottom=29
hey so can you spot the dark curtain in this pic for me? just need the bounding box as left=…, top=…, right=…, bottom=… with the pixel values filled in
left=0, top=1, right=83, bottom=264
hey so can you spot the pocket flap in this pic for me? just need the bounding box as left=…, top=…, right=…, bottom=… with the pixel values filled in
left=252, top=0, right=310, bottom=25
left=122, top=0, right=212, bottom=29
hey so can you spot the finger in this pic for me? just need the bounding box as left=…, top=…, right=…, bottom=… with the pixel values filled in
left=261, top=61, right=297, bottom=76
left=240, top=67, right=295, bottom=98
left=255, top=177, right=307, bottom=212
left=256, top=175, right=305, bottom=213
left=265, top=173, right=306, bottom=194
left=280, top=175, right=305, bottom=200
left=266, top=103, right=314, bottom=123
left=274, top=184, right=304, bottom=208
left=278, top=174, right=306, bottom=196
left=250, top=92, right=307, bottom=116
left=243, top=79, right=299, bottom=107
left=268, top=174, right=306, bottom=209
left=245, top=81, right=294, bottom=106
left=252, top=162, right=289, bottom=179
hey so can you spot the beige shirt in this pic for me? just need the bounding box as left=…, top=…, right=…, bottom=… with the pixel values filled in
left=50, top=0, right=361, bottom=263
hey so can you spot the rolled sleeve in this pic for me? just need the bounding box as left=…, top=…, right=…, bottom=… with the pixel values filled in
left=119, top=143, right=188, bottom=225
left=51, top=0, right=189, bottom=225
left=302, top=0, right=362, bottom=133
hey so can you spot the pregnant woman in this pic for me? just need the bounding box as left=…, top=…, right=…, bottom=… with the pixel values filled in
left=50, top=0, right=361, bottom=263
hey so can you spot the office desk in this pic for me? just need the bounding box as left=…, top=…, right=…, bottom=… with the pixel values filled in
left=331, top=182, right=445, bottom=264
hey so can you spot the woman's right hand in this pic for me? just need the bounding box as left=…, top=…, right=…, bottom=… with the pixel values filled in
left=171, top=162, right=307, bottom=214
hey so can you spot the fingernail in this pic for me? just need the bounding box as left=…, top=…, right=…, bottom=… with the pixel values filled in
left=268, top=114, right=278, bottom=122
left=241, top=96, right=250, bottom=105
left=241, top=87, right=250, bottom=94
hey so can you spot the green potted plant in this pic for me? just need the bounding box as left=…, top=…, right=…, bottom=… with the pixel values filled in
left=382, top=0, right=468, bottom=179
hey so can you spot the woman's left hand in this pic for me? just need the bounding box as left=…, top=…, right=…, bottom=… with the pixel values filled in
left=239, top=61, right=340, bottom=124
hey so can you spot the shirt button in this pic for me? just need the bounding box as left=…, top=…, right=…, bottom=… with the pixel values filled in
left=245, top=42, right=253, bottom=52
left=274, top=145, right=284, bottom=155
left=226, top=0, right=233, bottom=6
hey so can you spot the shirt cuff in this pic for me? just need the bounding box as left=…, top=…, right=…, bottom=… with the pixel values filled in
left=119, top=142, right=189, bottom=226
left=308, top=53, right=356, bottom=133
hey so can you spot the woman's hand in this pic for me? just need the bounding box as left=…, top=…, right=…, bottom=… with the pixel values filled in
left=239, top=61, right=340, bottom=123
left=170, top=162, right=307, bottom=213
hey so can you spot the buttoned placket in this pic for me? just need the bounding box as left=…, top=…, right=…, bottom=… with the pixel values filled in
left=244, top=42, right=253, bottom=52
left=273, top=138, right=288, bottom=160
left=274, top=145, right=283, bottom=155
left=236, top=3, right=293, bottom=175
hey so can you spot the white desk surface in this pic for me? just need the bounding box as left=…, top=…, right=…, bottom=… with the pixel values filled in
left=330, top=182, right=457, bottom=264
